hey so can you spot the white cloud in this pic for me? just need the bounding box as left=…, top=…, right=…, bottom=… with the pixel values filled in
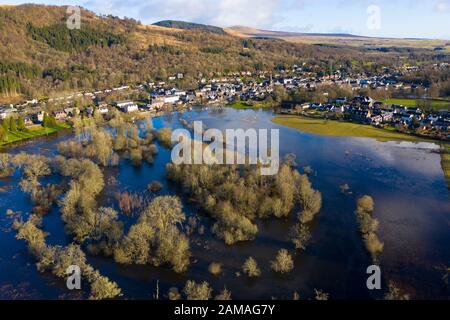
left=435, top=0, right=450, bottom=13
left=212, top=0, right=280, bottom=27
left=73, top=0, right=284, bottom=28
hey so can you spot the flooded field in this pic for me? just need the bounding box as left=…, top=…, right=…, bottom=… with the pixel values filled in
left=0, top=108, right=448, bottom=300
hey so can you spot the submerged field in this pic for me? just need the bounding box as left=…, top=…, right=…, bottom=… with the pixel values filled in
left=271, top=115, right=423, bottom=142
left=272, top=114, right=450, bottom=190
left=0, top=108, right=448, bottom=300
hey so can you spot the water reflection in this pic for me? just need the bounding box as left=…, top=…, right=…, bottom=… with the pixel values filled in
left=0, top=107, right=448, bottom=299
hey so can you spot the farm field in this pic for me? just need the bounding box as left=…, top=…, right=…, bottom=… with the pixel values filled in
left=381, top=98, right=450, bottom=111
left=271, top=115, right=424, bottom=142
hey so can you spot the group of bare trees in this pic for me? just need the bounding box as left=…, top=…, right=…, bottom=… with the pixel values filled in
left=114, top=196, right=191, bottom=273
left=355, top=195, right=384, bottom=262
left=167, top=161, right=322, bottom=245
left=14, top=215, right=122, bottom=300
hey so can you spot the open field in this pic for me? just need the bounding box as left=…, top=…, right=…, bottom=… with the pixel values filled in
left=382, top=98, right=450, bottom=110
left=0, top=123, right=70, bottom=146
left=227, top=101, right=273, bottom=109
left=271, top=115, right=425, bottom=142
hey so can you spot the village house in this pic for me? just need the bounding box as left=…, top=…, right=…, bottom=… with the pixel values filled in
left=98, top=105, right=109, bottom=114
left=53, top=110, right=68, bottom=120
left=64, top=107, right=79, bottom=117
left=86, top=107, right=95, bottom=116
left=23, top=116, right=34, bottom=126
left=0, top=106, right=18, bottom=119
left=147, top=97, right=165, bottom=110
left=116, top=101, right=139, bottom=113
left=163, top=95, right=180, bottom=104
left=32, top=111, right=45, bottom=123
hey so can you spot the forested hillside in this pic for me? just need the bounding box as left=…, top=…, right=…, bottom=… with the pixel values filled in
left=0, top=4, right=447, bottom=103
left=153, top=20, right=226, bottom=35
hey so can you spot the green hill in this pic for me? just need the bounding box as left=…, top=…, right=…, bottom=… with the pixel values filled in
left=153, top=20, right=225, bottom=35
left=0, top=4, right=447, bottom=104
left=0, top=4, right=364, bottom=102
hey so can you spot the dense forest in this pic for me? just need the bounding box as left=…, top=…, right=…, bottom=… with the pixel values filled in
left=0, top=4, right=449, bottom=102
left=153, top=20, right=226, bottom=35
left=27, top=23, right=126, bottom=52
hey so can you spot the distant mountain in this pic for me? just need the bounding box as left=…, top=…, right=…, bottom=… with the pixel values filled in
left=0, top=5, right=352, bottom=103
left=226, top=26, right=362, bottom=38
left=225, top=26, right=448, bottom=50
left=153, top=20, right=226, bottom=35
left=0, top=5, right=447, bottom=104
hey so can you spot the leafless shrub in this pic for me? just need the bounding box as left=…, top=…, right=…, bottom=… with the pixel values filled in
left=183, top=280, right=212, bottom=300
left=242, top=257, right=261, bottom=278
left=208, top=262, right=223, bottom=276
left=270, top=249, right=294, bottom=274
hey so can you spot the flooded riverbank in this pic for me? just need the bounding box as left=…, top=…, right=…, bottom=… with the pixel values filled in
left=0, top=107, right=448, bottom=299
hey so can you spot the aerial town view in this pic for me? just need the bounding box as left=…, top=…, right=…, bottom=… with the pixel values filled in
left=0, top=0, right=448, bottom=312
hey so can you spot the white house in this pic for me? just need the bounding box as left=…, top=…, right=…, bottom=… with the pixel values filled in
left=113, top=86, right=130, bottom=91
left=148, top=97, right=165, bottom=110
left=116, top=101, right=138, bottom=113
left=0, top=106, right=18, bottom=119
left=163, top=95, right=180, bottom=104
left=98, top=105, right=109, bottom=114
left=33, top=110, right=45, bottom=123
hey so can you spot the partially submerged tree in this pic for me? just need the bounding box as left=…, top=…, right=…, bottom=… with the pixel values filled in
left=314, top=289, right=329, bottom=300
left=60, top=159, right=105, bottom=242
left=89, top=273, right=122, bottom=300
left=298, top=175, right=322, bottom=223
left=208, top=262, right=223, bottom=276
left=271, top=249, right=294, bottom=274
left=114, top=196, right=191, bottom=273
left=242, top=257, right=261, bottom=278
left=290, top=223, right=311, bottom=251
left=15, top=215, right=122, bottom=300
left=156, top=127, right=173, bottom=148
left=0, top=153, right=14, bottom=178
left=183, top=280, right=212, bottom=300
left=215, top=287, right=232, bottom=300
left=355, top=195, right=384, bottom=261
left=384, top=281, right=410, bottom=300
left=166, top=162, right=321, bottom=245
left=167, top=287, right=181, bottom=300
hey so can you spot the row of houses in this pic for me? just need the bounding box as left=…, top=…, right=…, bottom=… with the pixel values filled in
left=281, top=96, right=450, bottom=132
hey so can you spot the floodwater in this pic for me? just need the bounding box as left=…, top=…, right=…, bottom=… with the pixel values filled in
left=0, top=108, right=448, bottom=300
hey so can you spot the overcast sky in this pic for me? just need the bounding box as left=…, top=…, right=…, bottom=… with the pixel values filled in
left=4, top=0, right=450, bottom=39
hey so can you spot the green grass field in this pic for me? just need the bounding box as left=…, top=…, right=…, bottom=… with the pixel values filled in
left=227, top=101, right=273, bottom=109
left=382, top=98, right=450, bottom=111
left=0, top=123, right=70, bottom=146
left=271, top=115, right=425, bottom=142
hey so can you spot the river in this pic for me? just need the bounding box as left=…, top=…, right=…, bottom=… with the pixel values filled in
left=0, top=107, right=448, bottom=299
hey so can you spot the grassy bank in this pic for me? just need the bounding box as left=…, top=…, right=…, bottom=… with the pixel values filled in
left=227, top=101, right=273, bottom=109
left=381, top=98, right=450, bottom=111
left=0, top=122, right=70, bottom=146
left=271, top=115, right=425, bottom=142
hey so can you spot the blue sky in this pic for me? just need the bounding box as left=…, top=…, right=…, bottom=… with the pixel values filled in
left=3, top=0, right=450, bottom=39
